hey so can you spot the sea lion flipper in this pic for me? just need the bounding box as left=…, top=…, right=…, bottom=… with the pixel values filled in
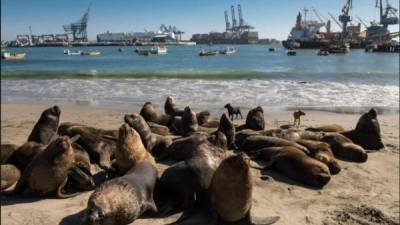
left=143, top=199, right=158, bottom=213
left=250, top=216, right=280, bottom=225
left=70, top=134, right=81, bottom=143
left=102, top=135, right=118, bottom=142
left=56, top=177, right=80, bottom=199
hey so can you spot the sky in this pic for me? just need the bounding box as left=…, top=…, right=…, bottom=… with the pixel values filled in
left=1, top=0, right=399, bottom=41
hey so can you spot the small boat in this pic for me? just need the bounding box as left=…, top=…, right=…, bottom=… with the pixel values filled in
left=328, top=43, right=350, bottom=54
left=150, top=46, right=167, bottom=54
left=135, top=48, right=150, bottom=56
left=199, top=49, right=218, bottom=56
left=118, top=48, right=123, bottom=52
left=219, top=47, right=236, bottom=55
left=64, top=49, right=82, bottom=55
left=1, top=52, right=26, bottom=60
left=286, top=49, right=296, bottom=56
left=268, top=47, right=276, bottom=52
left=82, top=50, right=102, bottom=56
left=317, top=49, right=329, bottom=56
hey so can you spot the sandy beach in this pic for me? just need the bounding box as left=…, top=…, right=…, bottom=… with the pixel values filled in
left=1, top=103, right=399, bottom=225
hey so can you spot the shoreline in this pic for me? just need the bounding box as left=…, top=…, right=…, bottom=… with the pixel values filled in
left=1, top=102, right=399, bottom=225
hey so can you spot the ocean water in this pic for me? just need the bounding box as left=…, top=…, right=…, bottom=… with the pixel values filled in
left=1, top=45, right=399, bottom=113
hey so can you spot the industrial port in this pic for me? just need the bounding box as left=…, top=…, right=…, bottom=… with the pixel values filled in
left=1, top=1, right=399, bottom=52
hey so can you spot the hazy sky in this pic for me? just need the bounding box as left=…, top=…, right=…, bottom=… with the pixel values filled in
left=1, top=0, right=399, bottom=41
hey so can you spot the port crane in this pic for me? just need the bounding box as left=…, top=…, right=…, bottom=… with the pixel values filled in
left=312, top=7, right=331, bottom=32
left=376, top=0, right=398, bottom=28
left=328, top=12, right=343, bottom=30
left=338, top=0, right=353, bottom=41
left=224, top=11, right=231, bottom=31
left=231, top=5, right=237, bottom=31
left=355, top=15, right=368, bottom=28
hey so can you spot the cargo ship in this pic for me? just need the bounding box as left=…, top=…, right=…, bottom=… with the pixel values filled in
left=282, top=11, right=330, bottom=49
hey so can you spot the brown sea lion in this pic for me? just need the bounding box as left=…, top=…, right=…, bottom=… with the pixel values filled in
left=140, top=102, right=171, bottom=126
left=257, top=146, right=331, bottom=188
left=124, top=114, right=172, bottom=156
left=1, top=164, right=21, bottom=191
left=210, top=153, right=280, bottom=225
left=181, top=106, right=199, bottom=137
left=238, top=106, right=265, bottom=131
left=240, top=135, right=308, bottom=153
left=208, top=131, right=228, bottom=150
left=27, top=105, right=61, bottom=145
left=165, top=96, right=185, bottom=116
left=14, top=136, right=77, bottom=197
left=1, top=144, right=18, bottom=164
left=58, top=122, right=116, bottom=169
left=321, top=133, right=368, bottom=162
left=341, top=108, right=384, bottom=150
left=200, top=120, right=220, bottom=128
left=306, top=124, right=345, bottom=133
left=115, top=124, right=155, bottom=174
left=82, top=161, right=158, bottom=225
left=148, top=122, right=170, bottom=136
left=296, top=139, right=341, bottom=175
left=196, top=111, right=211, bottom=126
left=235, top=129, right=262, bottom=148
left=157, top=133, right=209, bottom=161
left=217, top=113, right=236, bottom=149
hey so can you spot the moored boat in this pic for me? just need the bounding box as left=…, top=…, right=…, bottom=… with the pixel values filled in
left=1, top=52, right=26, bottom=60
left=268, top=47, right=276, bottom=52
left=219, top=47, right=236, bottom=55
left=317, top=49, right=330, bottom=56
left=199, top=49, right=218, bottom=56
left=135, top=48, right=150, bottom=56
left=64, top=49, right=83, bottom=55
left=118, top=48, right=123, bottom=52
left=150, top=46, right=167, bottom=54
left=286, top=49, right=297, bottom=56
left=82, top=50, right=102, bottom=56
left=327, top=44, right=350, bottom=54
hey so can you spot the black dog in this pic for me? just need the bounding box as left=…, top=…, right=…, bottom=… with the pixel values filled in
left=293, top=110, right=306, bottom=127
left=224, top=104, right=243, bottom=120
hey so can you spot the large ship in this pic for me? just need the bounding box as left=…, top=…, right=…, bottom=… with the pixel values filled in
left=282, top=10, right=330, bottom=49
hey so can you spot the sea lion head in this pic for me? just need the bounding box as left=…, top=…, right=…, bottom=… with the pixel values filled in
left=307, top=162, right=331, bottom=188
left=85, top=195, right=112, bottom=225
left=197, top=111, right=211, bottom=125
left=118, top=123, right=140, bottom=143
left=40, top=105, right=61, bottom=122
left=355, top=108, right=381, bottom=135
left=124, top=113, right=141, bottom=126
left=342, top=143, right=368, bottom=162
left=48, top=136, right=74, bottom=161
left=254, top=106, right=264, bottom=114
left=140, top=102, right=157, bottom=121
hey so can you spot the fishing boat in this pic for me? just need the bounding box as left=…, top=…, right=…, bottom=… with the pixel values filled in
left=317, top=49, right=329, bottom=56
left=219, top=47, right=236, bottom=55
left=150, top=46, right=167, bottom=54
left=82, top=50, right=102, bottom=56
left=268, top=47, right=276, bottom=52
left=199, top=49, right=218, bottom=56
left=1, top=52, right=26, bottom=60
left=286, top=49, right=297, bottom=56
left=64, top=49, right=82, bottom=55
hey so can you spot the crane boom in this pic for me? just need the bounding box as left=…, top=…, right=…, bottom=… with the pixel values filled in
left=312, top=7, right=325, bottom=24
left=355, top=15, right=368, bottom=27
left=328, top=12, right=343, bottom=29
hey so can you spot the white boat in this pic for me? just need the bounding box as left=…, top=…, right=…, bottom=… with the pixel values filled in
left=150, top=46, right=168, bottom=54
left=219, top=47, right=236, bottom=55
left=64, top=49, right=83, bottom=55
left=1, top=52, right=26, bottom=60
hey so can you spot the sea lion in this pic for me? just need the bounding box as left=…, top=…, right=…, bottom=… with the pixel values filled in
left=257, top=146, right=331, bottom=188
left=58, top=122, right=116, bottom=169
left=157, top=133, right=209, bottom=161
left=67, top=164, right=95, bottom=192
left=200, top=119, right=220, bottom=128
left=165, top=96, right=185, bottom=116
left=321, top=133, right=368, bottom=162
left=13, top=136, right=77, bottom=197
left=235, top=129, right=263, bottom=148
left=1, top=144, right=18, bottom=164
left=158, top=161, right=201, bottom=210
left=14, top=141, right=46, bottom=171
left=27, top=105, right=61, bottom=145
left=167, top=116, right=183, bottom=135
left=208, top=131, right=228, bottom=150
left=341, top=108, right=384, bottom=150
left=140, top=102, right=171, bottom=126
left=1, top=164, right=21, bottom=191
left=296, top=139, right=341, bottom=175
left=181, top=106, right=198, bottom=137
left=124, top=114, right=172, bottom=156
left=240, top=135, right=308, bottom=153
left=115, top=124, right=155, bottom=174
left=217, top=113, right=236, bottom=149
left=210, top=153, right=280, bottom=225
left=82, top=161, right=158, bottom=225
left=244, top=106, right=265, bottom=131
left=196, top=111, right=211, bottom=126
left=306, top=124, right=345, bottom=133
left=148, top=122, right=170, bottom=136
